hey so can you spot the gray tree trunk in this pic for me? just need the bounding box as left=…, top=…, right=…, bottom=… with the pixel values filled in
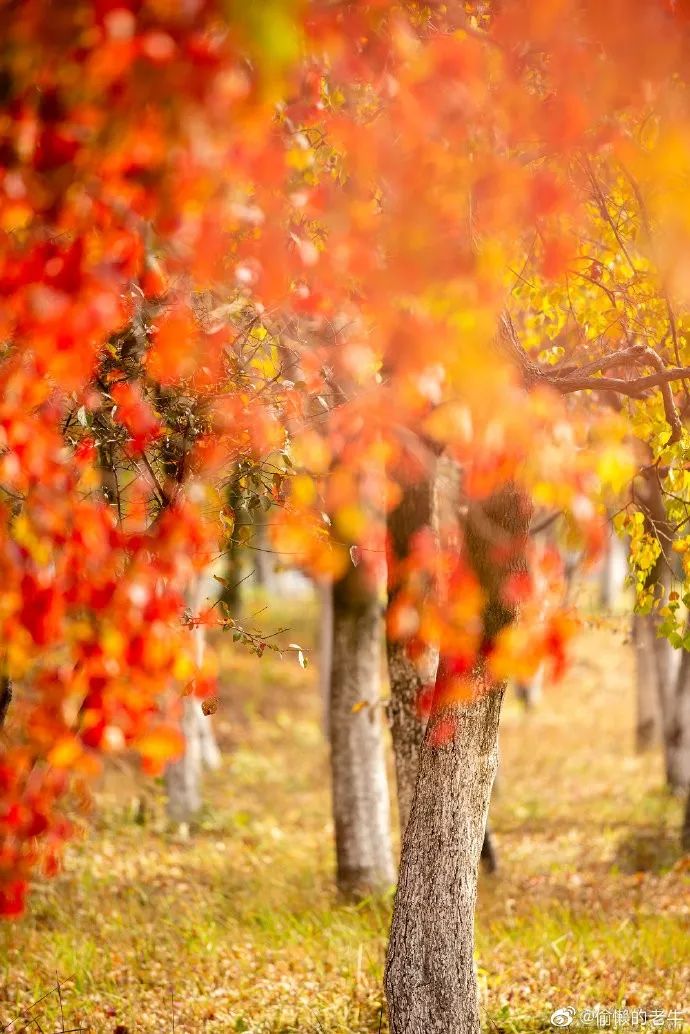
left=632, top=612, right=661, bottom=751
left=329, top=558, right=395, bottom=897
left=319, top=579, right=333, bottom=739
left=653, top=629, right=676, bottom=746
left=386, top=476, right=436, bottom=837
left=667, top=645, right=690, bottom=792
left=634, top=607, right=690, bottom=788
left=165, top=575, right=222, bottom=824
left=636, top=475, right=687, bottom=787
left=165, top=696, right=222, bottom=824
left=386, top=464, right=498, bottom=867
left=682, top=784, right=690, bottom=853
left=385, top=485, right=530, bottom=1034
left=386, top=640, right=429, bottom=837
left=648, top=627, right=685, bottom=789
left=599, top=527, right=628, bottom=610
left=386, top=685, right=502, bottom=1034
left=252, top=519, right=275, bottom=589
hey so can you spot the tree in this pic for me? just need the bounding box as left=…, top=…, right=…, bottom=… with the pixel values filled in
left=386, top=474, right=530, bottom=1034
left=328, top=555, right=395, bottom=896
left=633, top=611, right=662, bottom=751
left=386, top=459, right=499, bottom=869
left=165, top=573, right=222, bottom=826
left=682, top=785, right=690, bottom=854
left=386, top=473, right=436, bottom=836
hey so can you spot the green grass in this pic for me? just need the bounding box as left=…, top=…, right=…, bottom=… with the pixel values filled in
left=1, top=597, right=688, bottom=1032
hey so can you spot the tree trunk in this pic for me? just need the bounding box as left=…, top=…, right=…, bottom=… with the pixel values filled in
left=666, top=645, right=690, bottom=792
left=681, top=784, right=690, bottom=853
left=599, top=526, right=627, bottom=610
left=166, top=574, right=222, bottom=824
left=319, top=579, right=333, bottom=738
left=648, top=628, right=685, bottom=788
left=165, top=696, right=222, bottom=823
left=0, top=676, right=11, bottom=729
left=515, top=665, right=544, bottom=712
left=165, top=697, right=204, bottom=823
left=385, top=485, right=530, bottom=1034
left=329, top=558, right=395, bottom=897
left=252, top=519, right=275, bottom=589
left=386, top=640, right=428, bottom=836
left=479, top=816, right=499, bottom=874
left=386, top=684, right=503, bottom=1033
left=632, top=612, right=661, bottom=752
left=636, top=607, right=690, bottom=789
left=386, top=465, right=499, bottom=866
left=218, top=476, right=244, bottom=617
left=636, top=474, right=686, bottom=786
left=386, top=476, right=436, bottom=837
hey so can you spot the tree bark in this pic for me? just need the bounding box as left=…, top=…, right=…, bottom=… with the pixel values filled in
left=386, top=685, right=502, bottom=1034
left=218, top=475, right=245, bottom=617
left=666, top=644, right=690, bottom=792
left=386, top=476, right=436, bottom=837
left=166, top=697, right=204, bottom=823
left=252, top=518, right=275, bottom=589
left=385, top=485, right=531, bottom=1034
left=165, top=574, right=222, bottom=824
left=636, top=474, right=687, bottom=786
left=681, top=784, right=690, bottom=853
left=634, top=606, right=690, bottom=789
left=329, top=558, right=395, bottom=897
left=632, top=612, right=661, bottom=752
left=319, top=579, right=333, bottom=738
left=598, top=527, right=627, bottom=610
left=386, top=463, right=499, bottom=864
left=0, top=676, right=11, bottom=729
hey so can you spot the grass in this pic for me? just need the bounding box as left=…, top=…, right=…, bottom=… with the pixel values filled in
left=1, top=590, right=689, bottom=1032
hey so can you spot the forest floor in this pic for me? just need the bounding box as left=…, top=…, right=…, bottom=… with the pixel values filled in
left=2, top=588, right=689, bottom=1033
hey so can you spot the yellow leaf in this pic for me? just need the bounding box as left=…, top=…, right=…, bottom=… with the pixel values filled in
left=48, top=737, right=83, bottom=769
left=136, top=726, right=184, bottom=767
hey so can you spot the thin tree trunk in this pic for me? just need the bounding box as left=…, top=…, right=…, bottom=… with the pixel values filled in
left=386, top=477, right=435, bottom=837
left=319, top=579, right=333, bottom=738
left=632, top=612, right=661, bottom=752
left=667, top=645, right=690, bottom=792
left=515, top=665, right=544, bottom=712
left=219, top=476, right=244, bottom=617
left=252, top=519, right=275, bottom=589
left=650, top=628, right=686, bottom=788
left=385, top=485, right=530, bottom=1034
left=165, top=697, right=204, bottom=823
left=652, top=630, right=676, bottom=741
left=166, top=574, right=222, bottom=824
left=682, top=784, right=690, bottom=853
left=330, top=558, right=394, bottom=897
left=637, top=474, right=685, bottom=786
left=479, top=817, right=499, bottom=874
left=598, top=526, right=627, bottom=610
left=0, top=676, right=11, bottom=729
left=165, top=694, right=222, bottom=823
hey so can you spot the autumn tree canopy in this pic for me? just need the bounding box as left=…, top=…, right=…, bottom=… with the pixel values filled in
left=4, top=0, right=690, bottom=916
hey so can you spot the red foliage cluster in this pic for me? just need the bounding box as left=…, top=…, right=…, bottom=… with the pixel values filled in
left=2, top=0, right=690, bottom=915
